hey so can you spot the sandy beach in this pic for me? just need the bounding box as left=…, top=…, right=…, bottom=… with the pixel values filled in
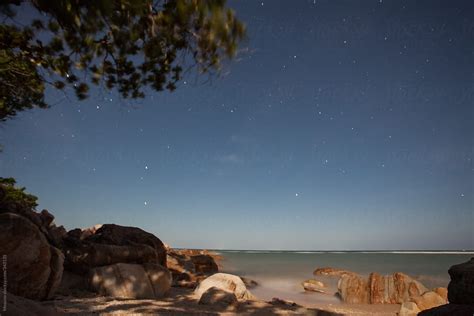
left=44, top=287, right=400, bottom=315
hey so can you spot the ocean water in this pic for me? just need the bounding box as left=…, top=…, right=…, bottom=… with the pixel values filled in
left=217, top=250, right=473, bottom=305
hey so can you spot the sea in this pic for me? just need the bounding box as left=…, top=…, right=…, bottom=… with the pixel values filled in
left=216, top=250, right=473, bottom=305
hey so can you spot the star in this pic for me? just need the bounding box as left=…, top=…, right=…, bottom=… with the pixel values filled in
left=144, top=201, right=148, bottom=206
left=295, top=193, right=299, bottom=197
left=145, top=165, right=148, bottom=170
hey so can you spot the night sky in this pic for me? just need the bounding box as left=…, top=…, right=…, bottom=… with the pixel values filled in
left=1, top=0, right=472, bottom=250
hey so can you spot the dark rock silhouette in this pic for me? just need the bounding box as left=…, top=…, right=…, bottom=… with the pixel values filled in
left=447, top=257, right=474, bottom=304
left=0, top=213, right=64, bottom=300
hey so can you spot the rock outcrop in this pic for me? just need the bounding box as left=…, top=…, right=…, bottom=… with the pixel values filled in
left=418, top=304, right=474, bottom=316
left=166, top=248, right=219, bottom=288
left=419, top=258, right=474, bottom=315
left=447, top=257, right=474, bottom=304
left=0, top=213, right=64, bottom=300
left=61, top=223, right=172, bottom=299
left=63, top=224, right=167, bottom=273
left=337, top=272, right=429, bottom=304
left=337, top=273, right=369, bottom=303
left=89, top=262, right=171, bottom=299
left=195, top=273, right=254, bottom=301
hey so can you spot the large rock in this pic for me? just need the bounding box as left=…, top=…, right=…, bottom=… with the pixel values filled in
left=143, top=263, right=173, bottom=297
left=195, top=273, right=253, bottom=301
left=411, top=291, right=446, bottom=311
left=198, top=287, right=238, bottom=308
left=84, top=224, right=167, bottom=266
left=338, top=272, right=428, bottom=304
left=63, top=224, right=167, bottom=273
left=447, top=257, right=474, bottom=304
left=419, top=304, right=474, bottom=316
left=337, top=273, right=369, bottom=303
left=89, top=263, right=171, bottom=299
left=373, top=272, right=427, bottom=304
left=0, top=213, right=64, bottom=300
left=64, top=241, right=159, bottom=273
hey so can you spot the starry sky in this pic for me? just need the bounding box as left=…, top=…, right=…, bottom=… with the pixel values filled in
left=0, top=0, right=472, bottom=250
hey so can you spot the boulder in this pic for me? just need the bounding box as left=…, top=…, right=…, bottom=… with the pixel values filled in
left=411, top=291, right=447, bottom=311
left=4, top=292, right=60, bottom=316
left=84, top=224, right=167, bottom=267
left=385, top=272, right=428, bottom=304
left=0, top=213, right=63, bottom=300
left=337, top=273, right=369, bottom=303
left=190, top=254, right=218, bottom=274
left=368, top=272, right=385, bottom=304
left=64, top=241, right=159, bottom=273
left=337, top=272, right=428, bottom=304
left=89, top=263, right=171, bottom=299
left=302, top=279, right=326, bottom=293
left=447, top=257, right=474, bottom=304
left=195, top=273, right=253, bottom=301
left=313, top=267, right=355, bottom=277
left=418, top=304, right=474, bottom=316
left=198, top=287, right=238, bottom=308
left=399, top=302, right=421, bottom=316
left=63, top=224, right=167, bottom=273
left=143, top=263, right=173, bottom=298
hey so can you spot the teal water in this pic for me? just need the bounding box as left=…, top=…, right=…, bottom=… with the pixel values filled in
left=217, top=251, right=473, bottom=305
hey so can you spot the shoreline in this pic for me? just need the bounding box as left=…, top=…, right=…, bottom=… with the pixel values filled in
left=41, top=249, right=403, bottom=315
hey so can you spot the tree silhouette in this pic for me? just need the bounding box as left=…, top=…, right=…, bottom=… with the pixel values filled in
left=0, top=0, right=246, bottom=121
